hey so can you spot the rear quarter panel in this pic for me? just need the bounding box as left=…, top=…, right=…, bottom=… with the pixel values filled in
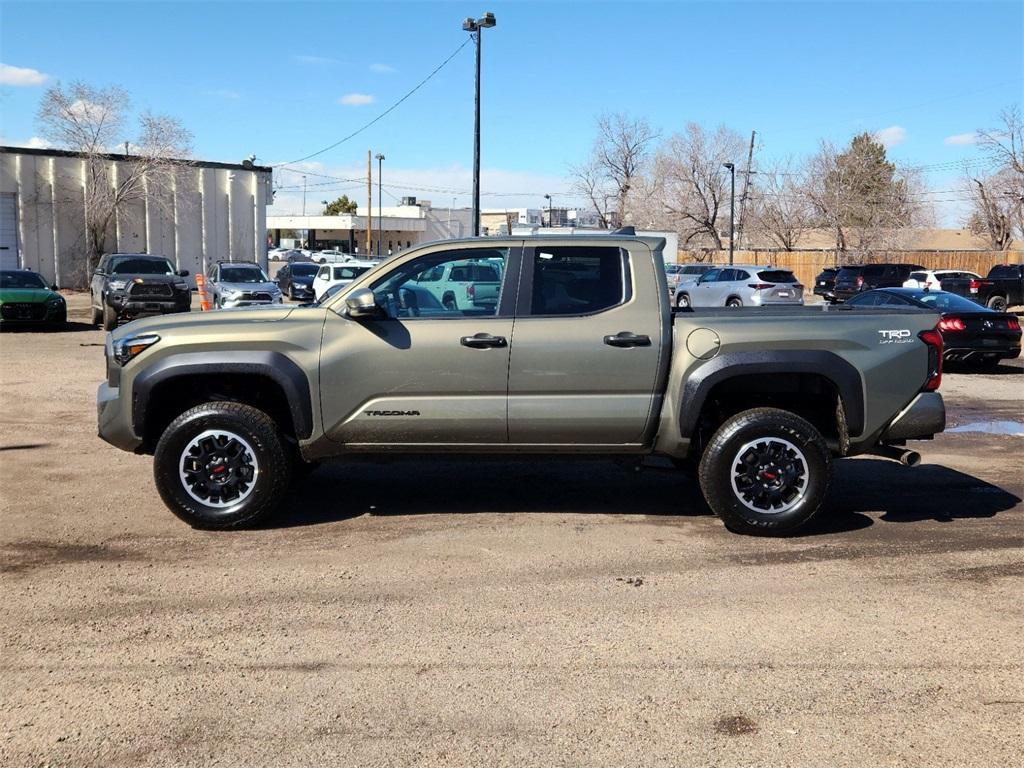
left=657, top=306, right=940, bottom=455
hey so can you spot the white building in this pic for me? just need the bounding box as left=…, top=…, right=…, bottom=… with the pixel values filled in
left=267, top=199, right=474, bottom=257
left=0, top=146, right=272, bottom=287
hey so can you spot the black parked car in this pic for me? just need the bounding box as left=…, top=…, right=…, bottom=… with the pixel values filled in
left=831, top=263, right=925, bottom=303
left=847, top=288, right=1021, bottom=366
left=276, top=261, right=320, bottom=301
left=812, top=266, right=841, bottom=300
left=90, top=253, right=191, bottom=331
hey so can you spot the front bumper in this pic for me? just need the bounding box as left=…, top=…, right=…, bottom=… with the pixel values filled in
left=97, top=381, right=143, bottom=452
left=289, top=283, right=315, bottom=299
left=0, top=302, right=66, bottom=323
left=221, top=295, right=284, bottom=309
left=881, top=392, right=946, bottom=442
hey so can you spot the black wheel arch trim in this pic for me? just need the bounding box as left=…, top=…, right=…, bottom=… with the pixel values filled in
left=131, top=351, right=313, bottom=440
left=679, top=350, right=865, bottom=439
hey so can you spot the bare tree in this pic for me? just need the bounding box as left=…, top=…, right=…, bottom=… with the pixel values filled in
left=37, top=81, right=192, bottom=280
left=570, top=112, right=657, bottom=228
left=654, top=123, right=746, bottom=248
left=966, top=106, right=1024, bottom=248
left=750, top=158, right=814, bottom=250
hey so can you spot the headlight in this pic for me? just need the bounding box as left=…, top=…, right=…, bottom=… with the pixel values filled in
left=108, top=279, right=127, bottom=291
left=47, top=294, right=65, bottom=304
left=221, top=288, right=241, bottom=298
left=112, top=334, right=160, bottom=365
left=173, top=280, right=188, bottom=290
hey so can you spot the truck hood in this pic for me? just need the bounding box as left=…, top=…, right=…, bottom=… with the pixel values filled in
left=111, top=304, right=298, bottom=340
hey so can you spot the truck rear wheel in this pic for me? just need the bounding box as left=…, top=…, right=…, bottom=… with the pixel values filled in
left=153, top=401, right=292, bottom=529
left=986, top=295, right=1008, bottom=312
left=698, top=408, right=831, bottom=536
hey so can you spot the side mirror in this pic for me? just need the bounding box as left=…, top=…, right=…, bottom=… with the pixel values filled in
left=344, top=288, right=382, bottom=318
left=178, top=269, right=190, bottom=277
left=51, top=284, right=59, bottom=291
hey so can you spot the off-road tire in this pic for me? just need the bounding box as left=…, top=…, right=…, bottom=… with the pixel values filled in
left=698, top=407, right=831, bottom=536
left=676, top=293, right=690, bottom=309
left=102, top=304, right=118, bottom=331
left=726, top=297, right=743, bottom=308
left=153, top=401, right=292, bottom=529
left=986, top=295, right=1008, bottom=312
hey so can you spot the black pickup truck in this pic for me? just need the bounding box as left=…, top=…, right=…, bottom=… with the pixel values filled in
left=942, top=264, right=1024, bottom=312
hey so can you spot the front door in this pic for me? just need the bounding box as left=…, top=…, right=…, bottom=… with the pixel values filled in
left=319, top=244, right=521, bottom=446
left=506, top=242, right=663, bottom=446
left=690, top=267, right=721, bottom=307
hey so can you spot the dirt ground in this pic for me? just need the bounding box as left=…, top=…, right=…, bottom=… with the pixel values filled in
left=1, top=293, right=1022, bottom=767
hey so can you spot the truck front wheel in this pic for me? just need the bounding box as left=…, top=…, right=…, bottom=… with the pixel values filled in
left=153, top=401, right=292, bottom=529
left=698, top=408, right=831, bottom=536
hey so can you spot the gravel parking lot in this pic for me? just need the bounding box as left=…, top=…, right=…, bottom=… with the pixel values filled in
left=2, top=293, right=1022, bottom=767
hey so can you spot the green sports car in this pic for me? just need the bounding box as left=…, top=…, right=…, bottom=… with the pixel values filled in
left=0, top=270, right=67, bottom=326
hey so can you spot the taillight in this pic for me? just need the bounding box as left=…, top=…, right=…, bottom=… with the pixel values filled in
left=1008, top=317, right=1021, bottom=331
left=467, top=283, right=475, bottom=300
left=968, top=279, right=980, bottom=294
left=856, top=276, right=864, bottom=287
left=937, top=317, right=966, bottom=332
left=747, top=283, right=773, bottom=290
left=793, top=284, right=804, bottom=290
left=919, top=328, right=943, bottom=391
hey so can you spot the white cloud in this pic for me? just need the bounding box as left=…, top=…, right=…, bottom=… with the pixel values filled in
left=370, top=63, right=396, bottom=74
left=944, top=132, right=978, bottom=146
left=203, top=88, right=241, bottom=100
left=0, top=63, right=50, bottom=86
left=873, top=125, right=907, bottom=148
left=339, top=93, right=374, bottom=106
left=1, top=136, right=51, bottom=149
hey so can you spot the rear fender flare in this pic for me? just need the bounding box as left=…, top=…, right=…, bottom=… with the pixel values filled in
left=678, top=351, right=864, bottom=439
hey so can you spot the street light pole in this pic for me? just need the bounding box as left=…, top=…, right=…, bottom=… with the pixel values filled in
left=302, top=175, right=307, bottom=216
left=463, top=12, right=496, bottom=237
left=544, top=194, right=553, bottom=227
left=723, top=162, right=735, bottom=265
left=375, top=153, right=384, bottom=257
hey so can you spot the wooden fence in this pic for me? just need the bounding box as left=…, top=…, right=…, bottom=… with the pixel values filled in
left=674, top=249, right=1024, bottom=292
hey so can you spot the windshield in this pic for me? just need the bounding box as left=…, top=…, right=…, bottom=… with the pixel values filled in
left=220, top=265, right=268, bottom=283
left=332, top=266, right=371, bottom=280
left=291, top=263, right=319, bottom=276
left=111, top=257, right=175, bottom=275
left=0, top=271, right=47, bottom=289
left=911, top=291, right=997, bottom=312
left=836, top=267, right=862, bottom=280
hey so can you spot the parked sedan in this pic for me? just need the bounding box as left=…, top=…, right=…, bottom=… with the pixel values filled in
left=276, top=261, right=320, bottom=301
left=676, top=265, right=804, bottom=308
left=847, top=288, right=1021, bottom=366
left=206, top=261, right=283, bottom=309
left=0, top=269, right=67, bottom=326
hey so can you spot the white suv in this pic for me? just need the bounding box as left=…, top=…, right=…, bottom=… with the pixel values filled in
left=312, top=261, right=377, bottom=301
left=677, top=265, right=804, bottom=308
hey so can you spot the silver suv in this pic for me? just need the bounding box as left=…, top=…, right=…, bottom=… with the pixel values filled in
left=207, top=261, right=283, bottom=309
left=676, top=265, right=804, bottom=308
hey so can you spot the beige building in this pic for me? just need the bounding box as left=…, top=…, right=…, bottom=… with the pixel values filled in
left=0, top=146, right=272, bottom=287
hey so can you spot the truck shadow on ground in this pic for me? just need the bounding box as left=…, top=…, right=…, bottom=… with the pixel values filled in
left=270, top=457, right=1019, bottom=536
left=0, top=321, right=96, bottom=334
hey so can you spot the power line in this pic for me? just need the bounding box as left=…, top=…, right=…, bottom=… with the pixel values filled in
left=273, top=38, right=472, bottom=168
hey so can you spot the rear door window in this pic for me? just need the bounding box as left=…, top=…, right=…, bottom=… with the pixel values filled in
left=529, top=246, right=625, bottom=316
left=863, top=265, right=885, bottom=279
left=989, top=265, right=1022, bottom=279
left=717, top=269, right=736, bottom=282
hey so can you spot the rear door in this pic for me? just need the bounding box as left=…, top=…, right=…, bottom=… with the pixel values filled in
left=690, top=268, right=721, bottom=306
left=507, top=241, right=663, bottom=445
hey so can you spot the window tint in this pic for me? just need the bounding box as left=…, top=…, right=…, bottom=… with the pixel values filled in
left=734, top=270, right=750, bottom=280
left=530, top=246, right=624, bottom=316
left=757, top=270, right=797, bottom=283
left=220, top=265, right=268, bottom=283
left=908, top=272, right=928, bottom=282
left=370, top=248, right=508, bottom=319
left=848, top=293, right=880, bottom=306
left=989, top=265, right=1022, bottom=279
left=914, top=291, right=996, bottom=312
left=683, top=265, right=711, bottom=275
left=717, top=269, right=736, bottom=282
left=111, top=257, right=175, bottom=275
left=291, top=263, right=318, bottom=276
left=836, top=267, right=861, bottom=280
left=862, top=265, right=885, bottom=278
left=0, top=271, right=47, bottom=289
left=317, top=266, right=329, bottom=279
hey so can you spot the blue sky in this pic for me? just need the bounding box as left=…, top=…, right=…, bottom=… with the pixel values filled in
left=2, top=0, right=1022, bottom=223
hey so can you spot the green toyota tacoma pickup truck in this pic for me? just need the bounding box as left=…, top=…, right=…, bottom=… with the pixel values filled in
left=97, top=234, right=946, bottom=535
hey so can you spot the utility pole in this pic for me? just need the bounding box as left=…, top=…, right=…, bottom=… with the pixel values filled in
left=302, top=175, right=307, bottom=216
left=723, top=162, right=736, bottom=265
left=736, top=130, right=755, bottom=248
left=375, top=153, right=385, bottom=257
left=366, top=150, right=372, bottom=256
left=462, top=12, right=496, bottom=237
